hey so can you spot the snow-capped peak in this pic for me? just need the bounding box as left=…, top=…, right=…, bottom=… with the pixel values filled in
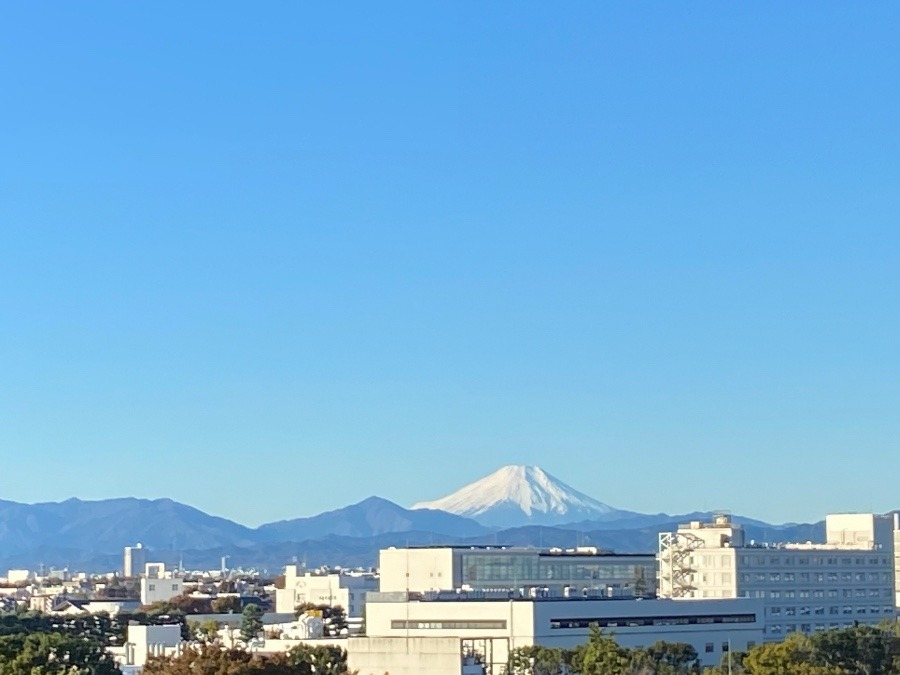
left=412, top=465, right=621, bottom=528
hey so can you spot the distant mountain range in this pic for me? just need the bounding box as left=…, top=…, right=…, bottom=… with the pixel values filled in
left=0, top=465, right=845, bottom=573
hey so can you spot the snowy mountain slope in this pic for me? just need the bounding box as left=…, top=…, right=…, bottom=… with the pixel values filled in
left=411, top=465, right=638, bottom=528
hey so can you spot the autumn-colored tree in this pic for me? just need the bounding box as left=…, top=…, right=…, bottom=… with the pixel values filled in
left=144, top=643, right=348, bottom=675
left=211, top=596, right=242, bottom=614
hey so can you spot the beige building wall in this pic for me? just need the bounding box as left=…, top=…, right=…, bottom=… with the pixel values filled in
left=379, top=548, right=456, bottom=593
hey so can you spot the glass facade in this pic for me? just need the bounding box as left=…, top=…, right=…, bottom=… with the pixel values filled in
left=459, top=552, right=656, bottom=596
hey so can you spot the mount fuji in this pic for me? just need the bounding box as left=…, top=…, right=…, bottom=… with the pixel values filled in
left=411, top=465, right=639, bottom=528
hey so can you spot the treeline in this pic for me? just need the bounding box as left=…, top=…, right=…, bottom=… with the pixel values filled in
left=144, top=644, right=349, bottom=675
left=0, top=612, right=119, bottom=675
left=505, top=623, right=900, bottom=675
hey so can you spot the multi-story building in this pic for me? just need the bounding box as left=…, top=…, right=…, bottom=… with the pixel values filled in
left=658, top=513, right=897, bottom=640
left=139, top=563, right=183, bottom=606
left=379, top=546, right=657, bottom=598
left=123, top=544, right=147, bottom=578
left=275, top=565, right=378, bottom=618
left=350, top=593, right=764, bottom=675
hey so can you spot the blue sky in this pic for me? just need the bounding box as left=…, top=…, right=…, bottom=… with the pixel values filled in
left=1, top=3, right=898, bottom=527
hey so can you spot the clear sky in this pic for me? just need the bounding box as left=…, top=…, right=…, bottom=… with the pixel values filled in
left=2, top=3, right=898, bottom=527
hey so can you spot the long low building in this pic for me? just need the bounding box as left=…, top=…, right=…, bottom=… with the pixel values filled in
left=379, top=545, right=657, bottom=598
left=349, top=593, right=764, bottom=675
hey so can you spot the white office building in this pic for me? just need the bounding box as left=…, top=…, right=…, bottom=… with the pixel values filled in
left=658, top=513, right=897, bottom=641
left=139, top=563, right=184, bottom=606
left=275, top=565, right=378, bottom=618
left=350, top=593, right=764, bottom=675
left=379, top=546, right=657, bottom=598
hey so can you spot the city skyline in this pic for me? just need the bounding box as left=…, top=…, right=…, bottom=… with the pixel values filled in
left=2, top=3, right=899, bottom=527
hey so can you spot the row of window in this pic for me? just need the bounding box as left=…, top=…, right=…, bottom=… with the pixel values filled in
left=739, top=588, right=891, bottom=599
left=391, top=620, right=507, bottom=630
left=769, top=605, right=894, bottom=616
left=738, top=556, right=890, bottom=566
left=769, top=622, right=865, bottom=635
left=705, top=642, right=753, bottom=653
left=146, top=584, right=180, bottom=592
left=740, top=571, right=889, bottom=583
left=460, top=554, right=655, bottom=584
left=549, top=613, right=756, bottom=630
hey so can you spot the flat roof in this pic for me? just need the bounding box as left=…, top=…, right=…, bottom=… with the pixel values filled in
left=388, top=546, right=654, bottom=557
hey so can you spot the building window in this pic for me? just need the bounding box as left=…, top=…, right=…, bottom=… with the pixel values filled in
left=391, top=620, right=508, bottom=630
left=148, top=584, right=155, bottom=591
left=705, top=643, right=714, bottom=653
left=722, top=643, right=730, bottom=653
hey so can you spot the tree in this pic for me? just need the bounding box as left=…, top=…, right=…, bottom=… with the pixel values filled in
left=506, top=645, right=572, bottom=675
left=283, top=643, right=350, bottom=675
left=145, top=644, right=262, bottom=675
left=629, top=641, right=700, bottom=674
left=572, top=625, right=630, bottom=675
left=211, top=596, right=242, bottom=614
left=240, top=603, right=264, bottom=643
left=144, top=643, right=348, bottom=675
left=189, top=618, right=221, bottom=643
left=740, top=633, right=846, bottom=675
left=811, top=624, right=897, bottom=675
left=0, top=630, right=120, bottom=675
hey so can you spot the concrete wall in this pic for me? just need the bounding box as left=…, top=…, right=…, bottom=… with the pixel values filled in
left=349, top=636, right=470, bottom=675
left=140, top=577, right=184, bottom=605
left=380, top=548, right=456, bottom=593
left=126, top=624, right=183, bottom=667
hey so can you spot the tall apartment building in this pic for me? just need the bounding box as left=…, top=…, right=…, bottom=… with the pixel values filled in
left=123, top=544, right=147, bottom=578
left=658, top=513, right=897, bottom=641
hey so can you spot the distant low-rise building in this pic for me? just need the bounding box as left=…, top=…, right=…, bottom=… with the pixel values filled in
left=275, top=565, right=377, bottom=618
left=139, top=563, right=184, bottom=606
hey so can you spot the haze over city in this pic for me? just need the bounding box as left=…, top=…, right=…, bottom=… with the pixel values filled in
left=3, top=3, right=899, bottom=528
